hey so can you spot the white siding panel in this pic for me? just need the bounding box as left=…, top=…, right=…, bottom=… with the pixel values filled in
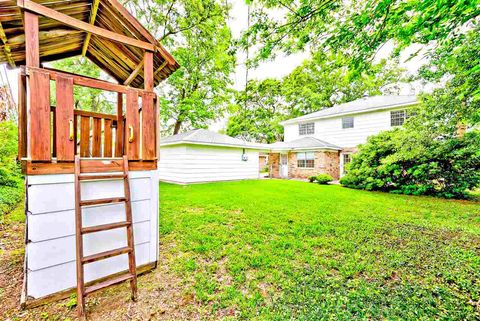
left=159, top=144, right=260, bottom=183
left=24, top=170, right=159, bottom=299
left=284, top=109, right=402, bottom=147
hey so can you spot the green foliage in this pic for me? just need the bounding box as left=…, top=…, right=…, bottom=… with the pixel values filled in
left=227, top=52, right=400, bottom=143
left=159, top=180, right=480, bottom=319
left=315, top=174, right=333, bottom=184
left=340, top=129, right=480, bottom=199
left=50, top=57, right=115, bottom=114
left=226, top=79, right=286, bottom=143
left=126, top=0, right=236, bottom=134
left=308, top=176, right=316, bottom=183
left=0, top=121, right=23, bottom=216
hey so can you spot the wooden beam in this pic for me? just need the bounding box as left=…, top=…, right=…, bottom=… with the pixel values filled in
left=144, top=51, right=153, bottom=91
left=153, top=60, right=168, bottom=77
left=18, top=0, right=156, bottom=51
left=24, top=11, right=39, bottom=67
left=26, top=66, right=151, bottom=94
left=81, top=0, right=100, bottom=56
left=0, top=21, right=15, bottom=67
left=23, top=160, right=157, bottom=175
left=123, top=59, right=144, bottom=86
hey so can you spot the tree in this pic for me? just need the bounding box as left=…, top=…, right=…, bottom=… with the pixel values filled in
left=125, top=0, right=236, bottom=134
left=243, top=0, right=479, bottom=69
left=227, top=51, right=401, bottom=142
left=282, top=51, right=401, bottom=116
left=226, top=79, right=286, bottom=143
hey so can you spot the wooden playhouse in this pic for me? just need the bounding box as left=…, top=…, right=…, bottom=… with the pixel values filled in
left=0, top=0, right=179, bottom=316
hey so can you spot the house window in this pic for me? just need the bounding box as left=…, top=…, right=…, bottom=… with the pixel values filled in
left=342, top=117, right=354, bottom=129
left=297, top=152, right=315, bottom=168
left=299, top=123, right=315, bottom=135
left=391, top=110, right=407, bottom=126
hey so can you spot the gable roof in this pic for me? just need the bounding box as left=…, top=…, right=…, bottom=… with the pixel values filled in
left=282, top=95, right=418, bottom=125
left=161, top=129, right=267, bottom=149
left=269, top=137, right=341, bottom=151
left=0, top=0, right=179, bottom=88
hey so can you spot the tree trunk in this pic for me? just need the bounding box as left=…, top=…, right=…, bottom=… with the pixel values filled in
left=173, top=119, right=182, bottom=134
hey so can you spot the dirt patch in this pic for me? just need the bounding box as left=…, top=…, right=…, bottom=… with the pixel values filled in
left=0, top=206, right=205, bottom=321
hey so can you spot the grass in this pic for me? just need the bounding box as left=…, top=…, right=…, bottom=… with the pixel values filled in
left=0, top=184, right=23, bottom=217
left=159, top=180, right=480, bottom=320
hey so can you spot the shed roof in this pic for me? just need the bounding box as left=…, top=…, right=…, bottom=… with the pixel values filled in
left=0, top=0, right=179, bottom=88
left=282, top=95, right=418, bottom=125
left=161, top=129, right=267, bottom=149
left=269, top=137, right=341, bottom=151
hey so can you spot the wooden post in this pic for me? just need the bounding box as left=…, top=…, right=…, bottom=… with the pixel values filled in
left=144, top=51, right=153, bottom=91
left=141, top=92, right=155, bottom=160
left=24, top=12, right=39, bottom=67
left=115, top=93, right=124, bottom=157
left=17, top=72, right=27, bottom=160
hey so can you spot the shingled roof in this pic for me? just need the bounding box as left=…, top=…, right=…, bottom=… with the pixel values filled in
left=0, top=0, right=179, bottom=88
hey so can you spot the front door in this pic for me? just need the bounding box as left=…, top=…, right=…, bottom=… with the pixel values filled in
left=280, top=153, right=288, bottom=178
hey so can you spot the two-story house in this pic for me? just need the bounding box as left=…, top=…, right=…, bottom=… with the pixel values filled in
left=268, top=95, right=418, bottom=180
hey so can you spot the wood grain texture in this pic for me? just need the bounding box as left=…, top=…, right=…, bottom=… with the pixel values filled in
left=24, top=11, right=39, bottom=67
left=91, top=117, right=102, bottom=157
left=18, top=73, right=27, bottom=159
left=115, top=93, right=124, bottom=157
left=24, top=160, right=157, bottom=175
left=55, top=75, right=74, bottom=161
left=28, top=69, right=51, bottom=161
left=143, top=51, right=153, bottom=91
left=73, top=156, right=86, bottom=317
left=80, top=116, right=90, bottom=157
left=103, top=119, right=113, bottom=157
left=126, top=90, right=139, bottom=160
left=141, top=92, right=156, bottom=160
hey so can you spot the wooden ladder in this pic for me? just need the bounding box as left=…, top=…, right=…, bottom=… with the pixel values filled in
left=74, top=155, right=137, bottom=318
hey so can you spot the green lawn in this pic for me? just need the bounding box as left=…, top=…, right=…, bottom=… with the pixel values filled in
left=160, top=180, right=480, bottom=320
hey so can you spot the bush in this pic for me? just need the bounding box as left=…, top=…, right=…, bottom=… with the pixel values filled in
left=308, top=176, right=316, bottom=183
left=340, top=129, right=480, bottom=199
left=316, top=174, right=333, bottom=184
left=0, top=121, right=23, bottom=215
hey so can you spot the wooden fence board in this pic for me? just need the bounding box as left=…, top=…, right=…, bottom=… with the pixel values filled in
left=55, top=75, right=74, bottom=161
left=115, top=93, right=124, bottom=157
left=104, top=119, right=112, bottom=157
left=80, top=116, right=90, bottom=157
left=141, top=92, right=156, bottom=160
left=126, top=90, right=139, bottom=160
left=18, top=73, right=27, bottom=159
left=92, top=118, right=102, bottom=157
left=29, top=70, right=51, bottom=161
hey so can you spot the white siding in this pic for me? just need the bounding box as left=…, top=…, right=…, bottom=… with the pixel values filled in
left=24, top=170, right=159, bottom=299
left=159, top=144, right=260, bottom=184
left=284, top=108, right=405, bottom=147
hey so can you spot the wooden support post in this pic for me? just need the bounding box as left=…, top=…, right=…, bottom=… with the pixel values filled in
left=55, top=76, right=74, bottom=161
left=18, top=72, right=27, bottom=159
left=24, top=11, right=39, bottom=67
left=144, top=51, right=153, bottom=91
left=115, top=93, right=124, bottom=157
left=141, top=92, right=155, bottom=160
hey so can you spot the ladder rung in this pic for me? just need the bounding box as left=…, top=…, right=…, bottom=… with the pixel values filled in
left=81, top=221, right=131, bottom=234
left=80, top=197, right=126, bottom=206
left=79, top=174, right=126, bottom=181
left=85, top=273, right=134, bottom=296
left=82, top=246, right=132, bottom=264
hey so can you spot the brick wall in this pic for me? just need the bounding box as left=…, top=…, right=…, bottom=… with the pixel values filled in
left=268, top=153, right=280, bottom=178
left=288, top=151, right=340, bottom=180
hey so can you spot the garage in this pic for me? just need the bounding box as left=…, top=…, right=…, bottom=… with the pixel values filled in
left=159, top=129, right=265, bottom=184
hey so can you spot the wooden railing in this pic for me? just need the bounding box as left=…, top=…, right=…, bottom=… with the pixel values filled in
left=18, top=66, right=158, bottom=169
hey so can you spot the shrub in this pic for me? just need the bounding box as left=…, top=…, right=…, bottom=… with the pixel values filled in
left=316, top=174, right=333, bottom=184
left=308, top=176, right=316, bottom=183
left=340, top=129, right=480, bottom=199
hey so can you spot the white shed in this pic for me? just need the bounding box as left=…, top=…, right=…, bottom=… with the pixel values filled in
left=159, top=129, right=265, bottom=184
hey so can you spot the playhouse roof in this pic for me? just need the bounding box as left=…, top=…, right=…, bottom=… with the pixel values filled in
left=0, top=0, right=179, bottom=88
